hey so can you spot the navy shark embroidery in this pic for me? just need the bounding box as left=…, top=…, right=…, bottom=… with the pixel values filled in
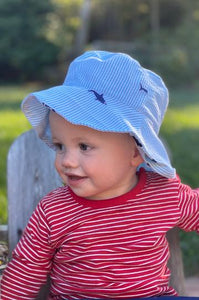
left=151, top=158, right=157, bottom=163
left=133, top=136, right=142, bottom=147
left=89, top=90, right=106, bottom=105
left=139, top=83, right=148, bottom=94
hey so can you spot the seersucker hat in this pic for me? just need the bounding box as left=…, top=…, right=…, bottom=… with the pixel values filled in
left=21, top=50, right=176, bottom=178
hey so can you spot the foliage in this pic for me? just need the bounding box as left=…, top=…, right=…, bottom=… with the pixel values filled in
left=49, top=0, right=82, bottom=60
left=1, top=0, right=199, bottom=86
left=89, top=0, right=187, bottom=41
left=88, top=0, right=199, bottom=87
left=0, top=0, right=59, bottom=81
left=150, top=17, right=199, bottom=87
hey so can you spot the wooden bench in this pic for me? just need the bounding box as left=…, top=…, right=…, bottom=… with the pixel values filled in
left=7, top=130, right=187, bottom=298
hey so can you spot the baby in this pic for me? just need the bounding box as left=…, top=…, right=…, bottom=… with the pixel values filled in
left=1, top=50, right=199, bottom=299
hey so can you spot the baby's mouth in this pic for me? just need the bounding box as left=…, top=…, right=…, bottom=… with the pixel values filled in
left=66, top=174, right=88, bottom=186
left=68, top=175, right=84, bottom=181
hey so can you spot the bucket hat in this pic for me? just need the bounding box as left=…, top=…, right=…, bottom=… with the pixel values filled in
left=21, top=50, right=176, bottom=178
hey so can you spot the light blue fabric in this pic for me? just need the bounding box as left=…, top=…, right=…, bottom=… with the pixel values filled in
left=21, top=50, right=176, bottom=178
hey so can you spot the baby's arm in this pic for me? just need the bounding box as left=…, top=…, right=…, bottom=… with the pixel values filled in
left=0, top=202, right=54, bottom=299
left=177, top=181, right=199, bottom=232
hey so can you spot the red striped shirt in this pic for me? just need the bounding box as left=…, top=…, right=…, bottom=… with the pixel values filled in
left=1, top=169, right=199, bottom=299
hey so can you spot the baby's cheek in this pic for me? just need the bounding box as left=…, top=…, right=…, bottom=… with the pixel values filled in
left=54, top=157, right=62, bottom=175
left=54, top=157, right=68, bottom=185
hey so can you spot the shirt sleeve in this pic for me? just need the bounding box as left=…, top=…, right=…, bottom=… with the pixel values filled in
left=177, top=180, right=199, bottom=233
left=0, top=201, right=55, bottom=300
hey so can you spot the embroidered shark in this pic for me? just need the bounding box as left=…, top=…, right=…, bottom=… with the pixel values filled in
left=139, top=83, right=148, bottom=94
left=89, top=90, right=106, bottom=105
left=133, top=136, right=143, bottom=147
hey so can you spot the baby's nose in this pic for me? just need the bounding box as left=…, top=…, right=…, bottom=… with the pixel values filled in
left=62, top=150, right=78, bottom=168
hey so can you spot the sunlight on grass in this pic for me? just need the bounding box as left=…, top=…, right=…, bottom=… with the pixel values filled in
left=162, top=106, right=199, bottom=132
left=0, top=111, right=30, bottom=139
left=0, top=192, right=7, bottom=224
left=0, top=83, right=41, bottom=102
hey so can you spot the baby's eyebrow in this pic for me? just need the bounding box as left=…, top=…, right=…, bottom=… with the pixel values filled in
left=72, top=135, right=91, bottom=142
left=51, top=136, right=60, bottom=143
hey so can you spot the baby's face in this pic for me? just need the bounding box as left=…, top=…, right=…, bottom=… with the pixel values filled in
left=49, top=111, right=142, bottom=200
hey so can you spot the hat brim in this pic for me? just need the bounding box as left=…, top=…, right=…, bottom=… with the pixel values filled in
left=22, top=85, right=176, bottom=178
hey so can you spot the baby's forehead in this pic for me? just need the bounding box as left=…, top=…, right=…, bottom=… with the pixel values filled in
left=49, top=111, right=133, bottom=142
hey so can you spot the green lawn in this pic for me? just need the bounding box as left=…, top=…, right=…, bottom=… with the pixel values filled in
left=161, top=88, right=199, bottom=187
left=0, top=84, right=199, bottom=275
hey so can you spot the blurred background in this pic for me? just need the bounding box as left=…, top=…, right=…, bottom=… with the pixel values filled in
left=0, top=0, right=199, bottom=277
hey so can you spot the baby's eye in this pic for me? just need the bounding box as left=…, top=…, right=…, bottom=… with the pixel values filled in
left=79, top=143, right=90, bottom=151
left=53, top=143, right=65, bottom=153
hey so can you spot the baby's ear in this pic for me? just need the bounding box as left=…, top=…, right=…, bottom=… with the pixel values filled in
left=131, top=147, right=144, bottom=167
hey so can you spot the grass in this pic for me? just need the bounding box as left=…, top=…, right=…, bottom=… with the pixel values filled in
left=161, top=89, right=199, bottom=187
left=0, top=84, right=199, bottom=276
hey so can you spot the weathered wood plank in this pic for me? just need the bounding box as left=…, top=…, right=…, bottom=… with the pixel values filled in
left=167, top=227, right=186, bottom=295
left=7, top=129, right=62, bottom=255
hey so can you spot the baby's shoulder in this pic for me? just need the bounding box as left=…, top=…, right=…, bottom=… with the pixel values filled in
left=40, top=185, right=71, bottom=207
left=142, top=169, right=181, bottom=200
left=143, top=169, right=180, bottom=187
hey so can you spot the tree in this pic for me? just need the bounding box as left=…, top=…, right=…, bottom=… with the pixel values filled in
left=74, top=0, right=91, bottom=56
left=0, top=0, right=59, bottom=81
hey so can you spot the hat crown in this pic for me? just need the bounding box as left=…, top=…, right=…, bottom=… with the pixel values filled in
left=64, top=51, right=168, bottom=133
